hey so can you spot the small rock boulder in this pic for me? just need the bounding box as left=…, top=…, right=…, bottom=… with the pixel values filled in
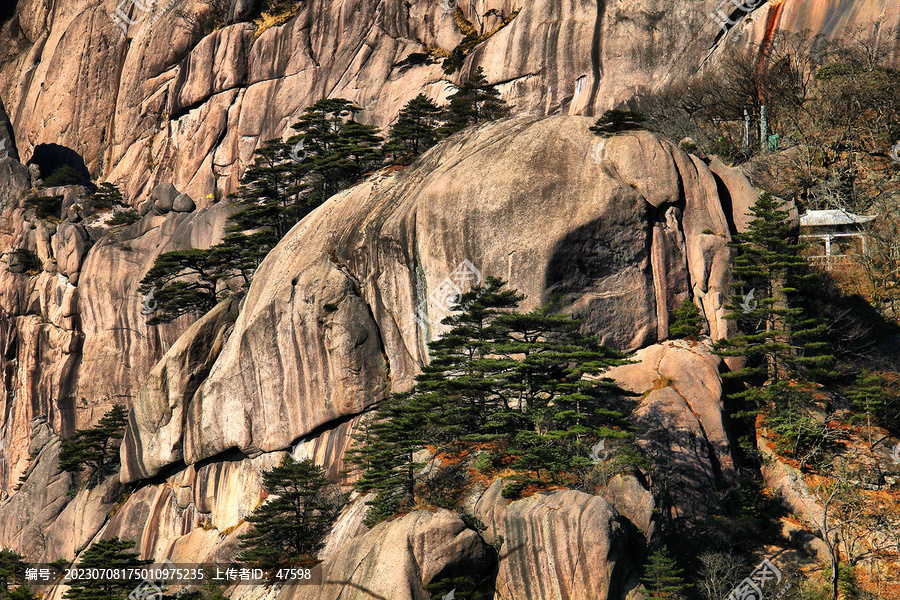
left=172, top=193, right=195, bottom=213
left=475, top=480, right=640, bottom=600
left=284, top=509, right=493, bottom=600
left=151, top=183, right=179, bottom=213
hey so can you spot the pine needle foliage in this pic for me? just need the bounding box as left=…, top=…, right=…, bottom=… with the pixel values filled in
left=347, top=278, right=634, bottom=523
left=714, top=192, right=834, bottom=390
left=237, top=457, right=345, bottom=569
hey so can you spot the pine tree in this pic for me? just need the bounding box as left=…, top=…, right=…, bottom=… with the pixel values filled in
left=714, top=192, right=833, bottom=389
left=43, top=164, right=85, bottom=187
left=348, top=278, right=634, bottom=517
left=346, top=392, right=433, bottom=526
left=494, top=303, right=630, bottom=487
left=138, top=248, right=232, bottom=324
left=90, top=182, right=126, bottom=210
left=590, top=110, right=647, bottom=136
left=669, top=298, right=703, bottom=339
left=226, top=137, right=302, bottom=240
left=238, top=457, right=344, bottom=568
left=414, top=277, right=526, bottom=442
left=386, top=94, right=443, bottom=161
left=846, top=371, right=900, bottom=436
left=6, top=587, right=36, bottom=600
left=288, top=98, right=383, bottom=201
left=62, top=539, right=150, bottom=600
left=59, top=405, right=129, bottom=484
left=439, top=67, right=509, bottom=136
left=642, top=547, right=688, bottom=600
left=0, top=550, right=26, bottom=599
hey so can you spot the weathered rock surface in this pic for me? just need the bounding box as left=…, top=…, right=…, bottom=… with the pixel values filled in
left=0, top=417, right=72, bottom=556
left=607, top=339, right=737, bottom=518
left=0, top=97, right=18, bottom=163
left=285, top=509, right=493, bottom=600
left=173, top=193, right=196, bottom=213
left=600, top=474, right=657, bottom=543
left=475, top=479, right=640, bottom=600
left=0, top=138, right=235, bottom=491
left=0, top=0, right=892, bottom=208
left=121, top=296, right=242, bottom=483
left=145, top=116, right=745, bottom=471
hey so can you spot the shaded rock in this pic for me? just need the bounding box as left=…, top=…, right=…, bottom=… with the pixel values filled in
left=475, top=479, right=639, bottom=600
left=227, top=0, right=262, bottom=23
left=0, top=97, right=18, bottom=163
left=708, top=157, right=760, bottom=233
left=606, top=339, right=737, bottom=519
left=151, top=183, right=178, bottom=213
left=168, top=24, right=255, bottom=117
left=0, top=417, right=72, bottom=559
left=172, top=193, right=196, bottom=213
left=137, top=199, right=154, bottom=216
left=181, top=116, right=744, bottom=467
left=600, top=474, right=656, bottom=543
left=39, top=476, right=120, bottom=562
left=284, top=509, right=493, bottom=600
left=103, top=452, right=282, bottom=560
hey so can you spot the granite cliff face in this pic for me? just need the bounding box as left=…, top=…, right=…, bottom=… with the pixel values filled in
left=0, top=0, right=895, bottom=208
left=0, top=0, right=893, bottom=598
left=0, top=110, right=749, bottom=597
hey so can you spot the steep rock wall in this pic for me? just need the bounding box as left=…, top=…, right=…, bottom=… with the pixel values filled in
left=0, top=0, right=893, bottom=208
left=121, top=116, right=752, bottom=479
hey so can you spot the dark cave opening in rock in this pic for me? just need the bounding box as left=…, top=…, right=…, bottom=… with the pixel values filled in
left=28, top=143, right=92, bottom=186
left=0, top=1, right=17, bottom=24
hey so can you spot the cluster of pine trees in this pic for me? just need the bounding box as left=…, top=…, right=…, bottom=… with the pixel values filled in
left=140, top=69, right=508, bottom=324
left=345, top=277, right=636, bottom=525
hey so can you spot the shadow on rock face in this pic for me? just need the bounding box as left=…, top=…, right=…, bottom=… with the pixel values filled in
left=0, top=2, right=16, bottom=24
left=28, top=143, right=91, bottom=185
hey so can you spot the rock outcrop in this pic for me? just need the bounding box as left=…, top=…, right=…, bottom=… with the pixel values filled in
left=475, top=480, right=640, bottom=600
left=607, top=339, right=737, bottom=518
left=0, top=0, right=893, bottom=208
left=286, top=510, right=494, bottom=600
left=120, top=116, right=749, bottom=479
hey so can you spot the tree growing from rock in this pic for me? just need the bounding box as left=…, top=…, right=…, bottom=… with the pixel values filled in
left=90, top=182, right=125, bottom=210
left=138, top=249, right=232, bottom=325
left=238, top=457, right=345, bottom=568
left=669, top=298, right=703, bottom=340
left=141, top=99, right=386, bottom=325
left=59, top=405, right=129, bottom=485
left=62, top=538, right=150, bottom=600
left=590, top=110, right=647, bottom=136
left=440, top=67, right=509, bottom=136
left=386, top=94, right=443, bottom=162
left=348, top=278, right=634, bottom=521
